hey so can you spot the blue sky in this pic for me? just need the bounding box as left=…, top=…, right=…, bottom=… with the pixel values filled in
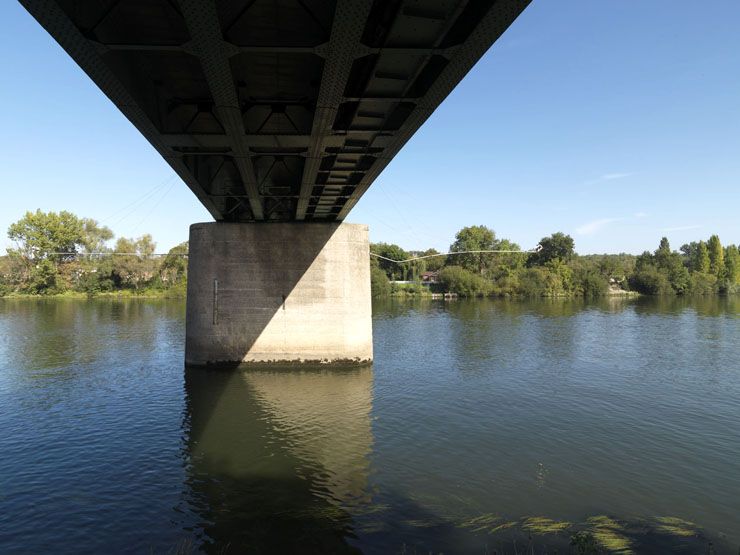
left=1, top=1, right=738, bottom=255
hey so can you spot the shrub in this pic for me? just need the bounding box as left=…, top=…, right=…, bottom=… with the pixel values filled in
left=438, top=265, right=492, bottom=297
left=370, top=266, right=390, bottom=297
left=629, top=266, right=674, bottom=295
left=688, top=272, right=717, bottom=295
left=576, top=270, right=609, bottom=298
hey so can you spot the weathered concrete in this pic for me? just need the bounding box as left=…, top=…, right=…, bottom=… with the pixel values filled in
left=185, top=222, right=372, bottom=366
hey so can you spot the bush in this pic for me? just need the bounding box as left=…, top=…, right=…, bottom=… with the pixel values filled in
left=370, top=266, right=390, bottom=297
left=438, top=266, right=492, bottom=297
left=517, top=267, right=547, bottom=297
left=490, top=273, right=519, bottom=297
left=688, top=272, right=717, bottom=295
left=576, top=270, right=609, bottom=297
left=27, top=259, right=58, bottom=294
left=629, top=266, right=674, bottom=295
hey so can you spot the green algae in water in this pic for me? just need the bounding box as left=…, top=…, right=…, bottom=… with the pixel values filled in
left=521, top=516, right=572, bottom=534
left=586, top=516, right=633, bottom=554
left=651, top=515, right=699, bottom=537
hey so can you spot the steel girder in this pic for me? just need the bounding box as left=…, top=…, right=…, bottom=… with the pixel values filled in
left=20, top=0, right=530, bottom=222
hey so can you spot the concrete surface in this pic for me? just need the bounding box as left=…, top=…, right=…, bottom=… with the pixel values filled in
left=185, top=222, right=372, bottom=365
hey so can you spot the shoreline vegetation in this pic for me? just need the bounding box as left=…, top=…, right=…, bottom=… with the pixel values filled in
left=371, top=225, right=738, bottom=300
left=1, top=211, right=738, bottom=300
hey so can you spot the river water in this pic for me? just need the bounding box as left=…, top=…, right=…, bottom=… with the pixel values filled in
left=0, top=297, right=738, bottom=554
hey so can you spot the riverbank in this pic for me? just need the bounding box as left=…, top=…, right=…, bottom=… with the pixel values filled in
left=0, top=287, right=186, bottom=300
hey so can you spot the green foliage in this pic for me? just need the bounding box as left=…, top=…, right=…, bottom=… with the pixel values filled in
left=3, top=212, right=736, bottom=303
left=438, top=266, right=492, bottom=297
left=682, top=241, right=710, bottom=273
left=688, top=272, right=718, bottom=295
left=707, top=234, right=724, bottom=277
left=80, top=218, right=114, bottom=253
left=723, top=244, right=739, bottom=285
left=419, top=248, right=444, bottom=272
left=160, top=242, right=189, bottom=285
left=528, top=232, right=575, bottom=267
left=517, top=267, right=550, bottom=298
left=2, top=210, right=186, bottom=297
left=575, top=269, right=609, bottom=298
left=629, top=265, right=674, bottom=295
left=652, top=238, right=690, bottom=294
left=7, top=209, right=112, bottom=263
left=370, top=266, right=390, bottom=297
left=370, top=242, right=409, bottom=281
left=368, top=230, right=735, bottom=300
left=111, top=235, right=158, bottom=290
left=27, top=259, right=58, bottom=294
left=389, top=281, right=430, bottom=297
left=448, top=225, right=496, bottom=274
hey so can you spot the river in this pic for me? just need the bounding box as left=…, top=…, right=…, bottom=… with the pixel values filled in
left=0, top=296, right=738, bottom=554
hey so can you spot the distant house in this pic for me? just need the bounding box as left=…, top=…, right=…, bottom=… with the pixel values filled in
left=421, top=271, right=439, bottom=284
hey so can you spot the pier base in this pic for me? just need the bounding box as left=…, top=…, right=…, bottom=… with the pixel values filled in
left=185, top=222, right=373, bottom=366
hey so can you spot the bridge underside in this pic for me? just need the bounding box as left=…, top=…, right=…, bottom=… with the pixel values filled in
left=22, top=0, right=528, bottom=364
left=22, top=0, right=528, bottom=222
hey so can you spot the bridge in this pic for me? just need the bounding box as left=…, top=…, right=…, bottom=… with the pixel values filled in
left=20, top=0, right=529, bottom=365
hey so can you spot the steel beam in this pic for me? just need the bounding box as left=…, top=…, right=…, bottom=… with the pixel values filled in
left=295, top=0, right=373, bottom=220
left=177, top=0, right=264, bottom=220
left=19, top=0, right=224, bottom=221
left=337, top=0, right=532, bottom=219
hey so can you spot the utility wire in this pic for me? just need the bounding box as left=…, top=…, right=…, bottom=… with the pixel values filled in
left=130, top=180, right=176, bottom=234
left=43, top=252, right=187, bottom=257
left=101, top=175, right=176, bottom=222
left=44, top=246, right=542, bottom=262
left=370, top=245, right=542, bottom=264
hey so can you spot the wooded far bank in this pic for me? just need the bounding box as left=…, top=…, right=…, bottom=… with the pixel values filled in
left=1, top=211, right=737, bottom=299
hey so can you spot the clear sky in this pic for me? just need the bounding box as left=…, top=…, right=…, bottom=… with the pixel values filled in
left=1, top=1, right=738, bottom=255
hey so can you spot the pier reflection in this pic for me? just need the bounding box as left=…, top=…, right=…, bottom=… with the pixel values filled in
left=182, top=365, right=374, bottom=554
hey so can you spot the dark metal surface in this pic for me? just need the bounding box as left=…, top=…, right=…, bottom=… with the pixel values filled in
left=20, top=0, right=530, bottom=221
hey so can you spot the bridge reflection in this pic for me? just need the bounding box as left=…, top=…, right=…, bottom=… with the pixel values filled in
left=182, top=365, right=373, bottom=553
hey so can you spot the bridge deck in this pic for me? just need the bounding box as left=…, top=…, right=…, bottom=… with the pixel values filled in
left=21, top=0, right=529, bottom=221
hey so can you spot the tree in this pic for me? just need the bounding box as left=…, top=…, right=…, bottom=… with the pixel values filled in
left=160, top=242, right=188, bottom=285
left=629, top=265, right=673, bottom=295
left=681, top=241, right=709, bottom=273
left=448, top=225, right=496, bottom=274
left=370, top=243, right=409, bottom=281
left=111, top=235, right=158, bottom=289
left=370, top=266, right=390, bottom=297
left=80, top=218, right=114, bottom=253
left=655, top=237, right=671, bottom=263
left=723, top=244, right=740, bottom=287
left=8, top=210, right=83, bottom=262
left=438, top=265, right=491, bottom=297
left=696, top=241, right=710, bottom=273
left=489, top=238, right=522, bottom=276
left=420, top=248, right=444, bottom=272
left=6, top=210, right=113, bottom=293
left=653, top=237, right=690, bottom=294
left=635, top=250, right=653, bottom=271
left=527, top=232, right=575, bottom=266
left=707, top=235, right=724, bottom=277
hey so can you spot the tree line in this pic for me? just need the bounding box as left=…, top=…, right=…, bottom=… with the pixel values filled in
left=1, top=211, right=737, bottom=299
left=0, top=210, right=187, bottom=296
left=370, top=225, right=739, bottom=298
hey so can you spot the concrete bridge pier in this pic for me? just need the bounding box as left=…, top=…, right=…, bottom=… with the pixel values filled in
left=185, top=222, right=372, bottom=366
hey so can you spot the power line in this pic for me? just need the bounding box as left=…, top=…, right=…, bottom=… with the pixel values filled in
left=102, top=174, right=177, bottom=227
left=130, top=180, right=176, bottom=234
left=370, top=245, right=541, bottom=264
left=42, top=252, right=187, bottom=257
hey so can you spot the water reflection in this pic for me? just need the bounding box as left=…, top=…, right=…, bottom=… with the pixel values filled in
left=1, top=297, right=738, bottom=553
left=182, top=365, right=374, bottom=553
